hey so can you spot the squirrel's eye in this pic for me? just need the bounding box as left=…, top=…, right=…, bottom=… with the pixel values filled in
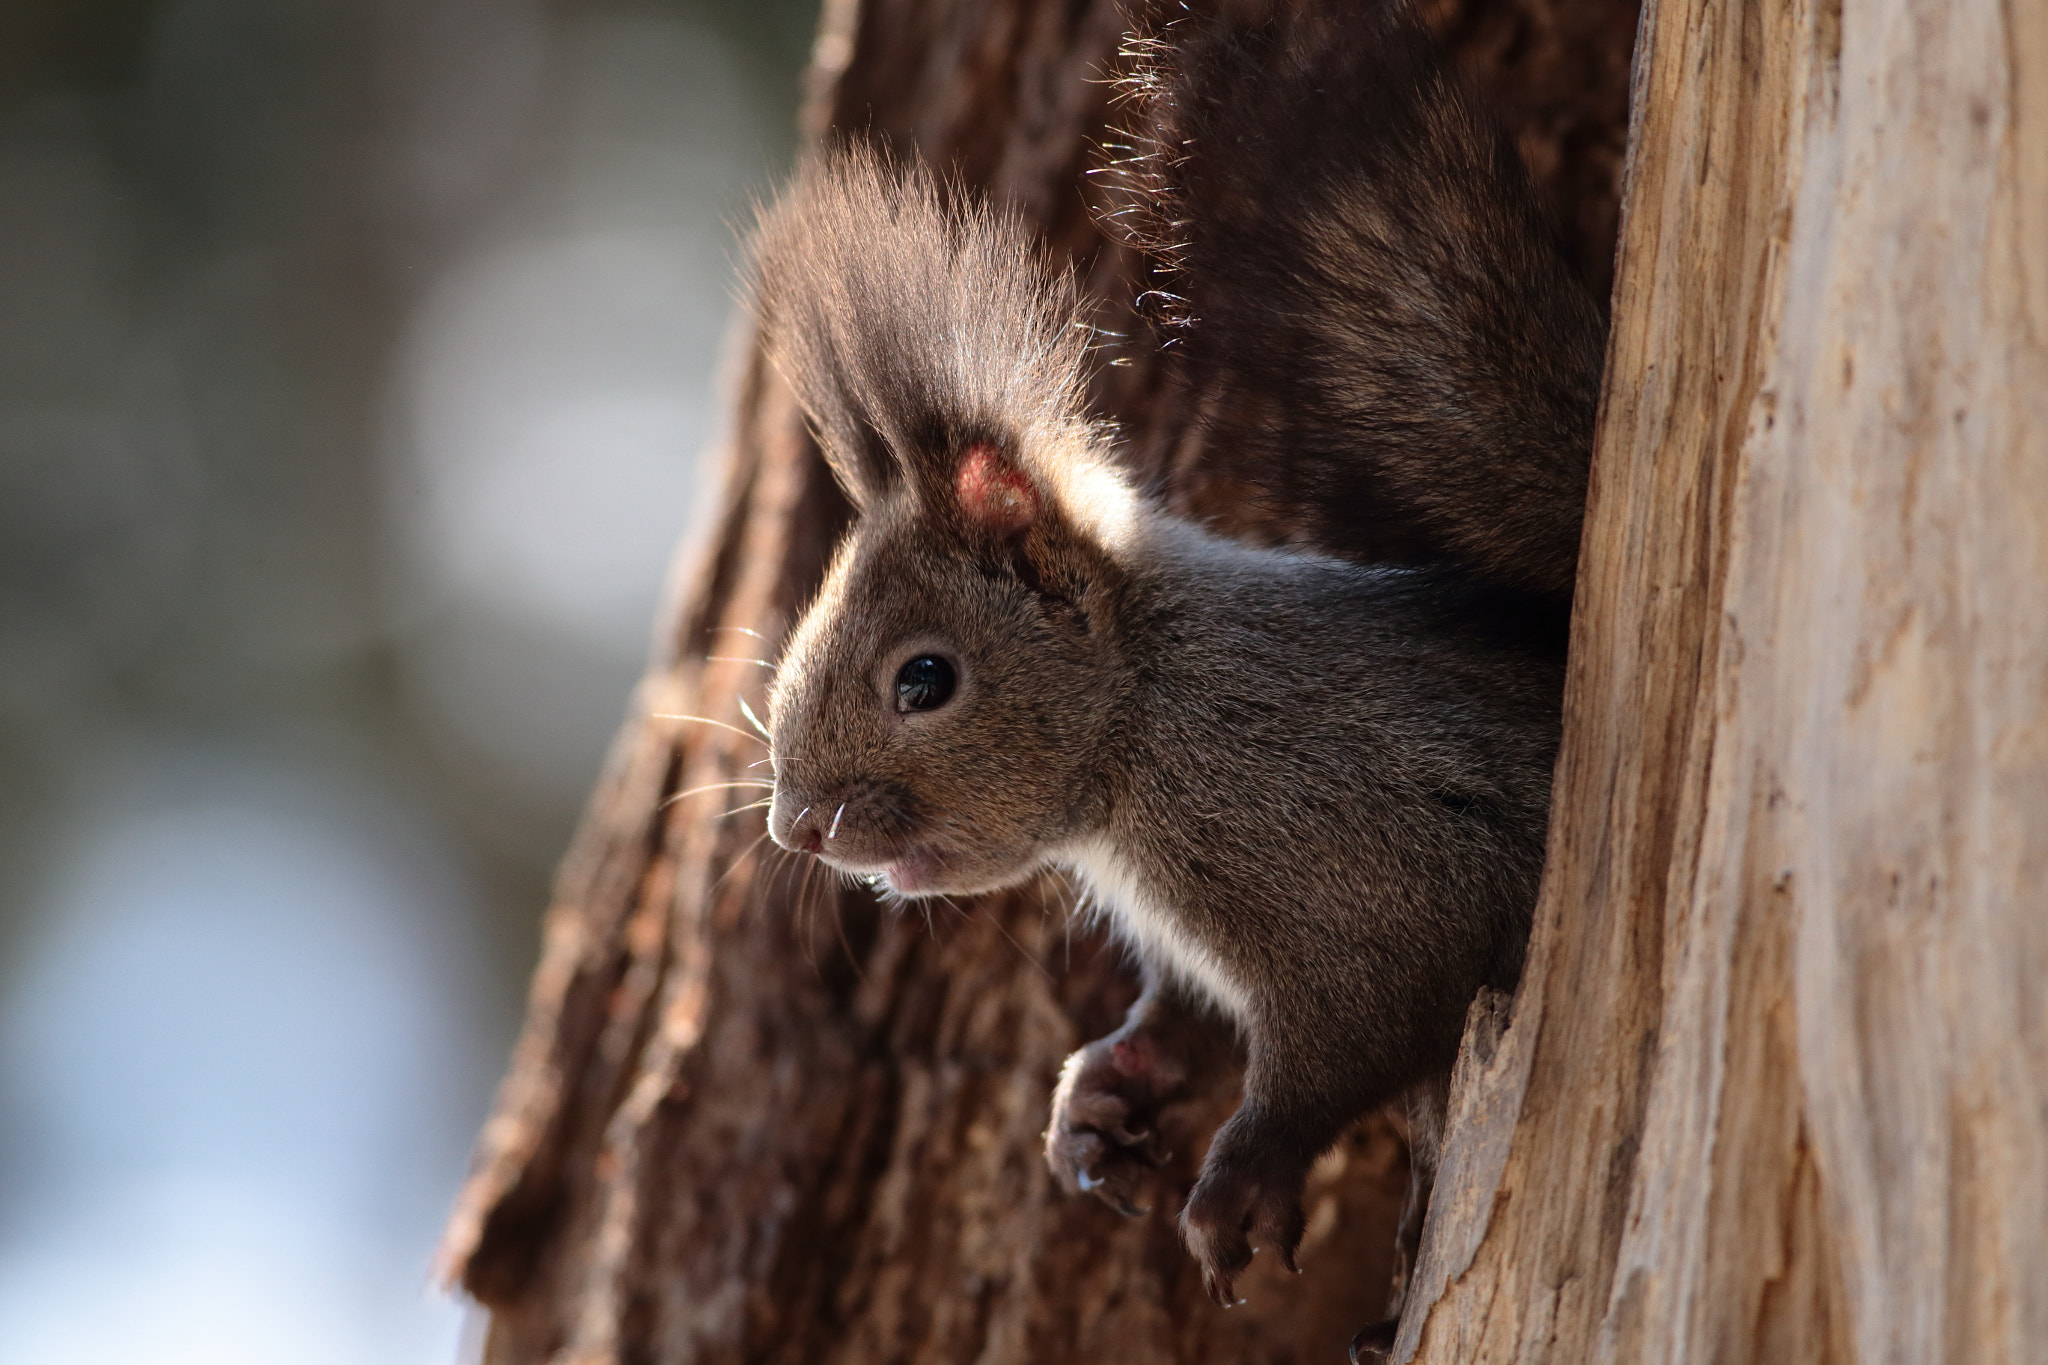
left=894, top=655, right=956, bottom=713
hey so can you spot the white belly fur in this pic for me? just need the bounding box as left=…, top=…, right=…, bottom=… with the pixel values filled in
left=1061, top=836, right=1251, bottom=1023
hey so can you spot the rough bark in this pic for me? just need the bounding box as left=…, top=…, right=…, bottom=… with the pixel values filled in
left=439, top=2, right=1638, bottom=1361
left=1396, top=0, right=2048, bottom=1361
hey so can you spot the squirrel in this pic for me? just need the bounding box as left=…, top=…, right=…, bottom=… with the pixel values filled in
left=744, top=0, right=1604, bottom=1315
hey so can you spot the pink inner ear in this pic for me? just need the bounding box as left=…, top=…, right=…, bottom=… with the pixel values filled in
left=954, top=442, right=1038, bottom=535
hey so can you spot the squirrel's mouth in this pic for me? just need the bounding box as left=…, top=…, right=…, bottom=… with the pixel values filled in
left=877, top=848, right=946, bottom=894
left=799, top=817, right=1042, bottom=899
left=814, top=841, right=946, bottom=894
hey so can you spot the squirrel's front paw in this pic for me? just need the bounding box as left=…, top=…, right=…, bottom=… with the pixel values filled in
left=1179, top=1147, right=1309, bottom=1306
left=1045, top=1033, right=1179, bottom=1217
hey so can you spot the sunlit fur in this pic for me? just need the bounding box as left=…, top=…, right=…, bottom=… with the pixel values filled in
left=745, top=0, right=1599, bottom=1302
left=750, top=150, right=1563, bottom=1131
left=749, top=136, right=1566, bottom=1005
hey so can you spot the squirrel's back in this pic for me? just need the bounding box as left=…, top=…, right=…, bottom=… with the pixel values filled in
left=1106, top=0, right=1607, bottom=598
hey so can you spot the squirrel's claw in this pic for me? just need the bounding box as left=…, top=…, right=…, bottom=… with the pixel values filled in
left=1200, top=1261, right=1240, bottom=1308
left=1045, top=1030, right=1187, bottom=1217
left=1179, top=1151, right=1309, bottom=1308
left=1073, top=1162, right=1155, bottom=1219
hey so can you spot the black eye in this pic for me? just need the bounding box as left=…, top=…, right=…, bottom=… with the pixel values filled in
left=894, top=655, right=956, bottom=713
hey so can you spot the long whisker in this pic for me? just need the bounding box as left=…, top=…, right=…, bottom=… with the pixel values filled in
left=1067, top=885, right=1076, bottom=972
left=791, top=856, right=823, bottom=975
left=711, top=625, right=769, bottom=642
left=715, top=797, right=773, bottom=819
left=827, top=804, right=845, bottom=840
left=736, top=696, right=772, bottom=741
left=812, top=867, right=837, bottom=975
left=829, top=883, right=866, bottom=982
left=658, top=780, right=775, bottom=811
left=720, top=826, right=782, bottom=912
left=982, top=905, right=1053, bottom=983
left=651, top=713, right=768, bottom=746
left=763, top=840, right=801, bottom=915
left=711, top=829, right=776, bottom=896
left=707, top=656, right=777, bottom=669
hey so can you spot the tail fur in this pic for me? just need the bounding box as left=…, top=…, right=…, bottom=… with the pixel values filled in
left=1104, top=0, right=1607, bottom=597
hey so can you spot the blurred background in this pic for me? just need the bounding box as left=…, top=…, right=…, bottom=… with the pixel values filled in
left=0, top=0, right=816, bottom=1359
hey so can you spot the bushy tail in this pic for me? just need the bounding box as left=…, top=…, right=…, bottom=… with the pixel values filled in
left=1105, top=0, right=1607, bottom=597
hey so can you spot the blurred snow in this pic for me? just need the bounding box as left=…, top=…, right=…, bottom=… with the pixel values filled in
left=0, top=101, right=204, bottom=713
left=385, top=11, right=773, bottom=811
left=0, top=0, right=806, bottom=1359
left=396, top=233, right=714, bottom=646
left=0, top=748, right=494, bottom=1364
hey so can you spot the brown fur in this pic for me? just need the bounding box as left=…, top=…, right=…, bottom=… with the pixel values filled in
left=748, top=55, right=1582, bottom=1298
left=1104, top=0, right=1606, bottom=597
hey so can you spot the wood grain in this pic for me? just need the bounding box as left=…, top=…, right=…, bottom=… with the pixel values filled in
left=1398, top=0, right=2048, bottom=1359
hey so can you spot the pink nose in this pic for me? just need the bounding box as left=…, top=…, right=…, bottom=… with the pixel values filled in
left=795, top=824, right=822, bottom=855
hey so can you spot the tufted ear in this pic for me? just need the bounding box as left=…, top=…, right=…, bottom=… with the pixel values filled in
left=949, top=442, right=1040, bottom=538
left=792, top=361, right=898, bottom=513
left=747, top=144, right=1097, bottom=524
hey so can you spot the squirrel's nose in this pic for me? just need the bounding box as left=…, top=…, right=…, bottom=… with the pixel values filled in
left=772, top=795, right=835, bottom=856
left=770, top=795, right=825, bottom=855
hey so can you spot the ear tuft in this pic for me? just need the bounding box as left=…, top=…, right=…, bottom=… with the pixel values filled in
left=954, top=443, right=1039, bottom=536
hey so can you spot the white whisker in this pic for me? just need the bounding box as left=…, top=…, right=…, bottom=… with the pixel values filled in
left=827, top=803, right=845, bottom=840
left=651, top=713, right=768, bottom=746
left=659, top=780, right=775, bottom=811
left=710, top=829, right=776, bottom=898
left=737, top=696, right=772, bottom=741
left=982, top=905, right=1053, bottom=983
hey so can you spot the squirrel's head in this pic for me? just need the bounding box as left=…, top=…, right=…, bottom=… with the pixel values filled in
left=748, top=146, right=1142, bottom=897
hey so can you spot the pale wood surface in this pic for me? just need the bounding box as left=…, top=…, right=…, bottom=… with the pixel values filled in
left=1398, top=0, right=2048, bottom=1360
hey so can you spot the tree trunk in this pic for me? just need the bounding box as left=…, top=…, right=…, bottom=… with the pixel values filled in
left=1395, top=0, right=2048, bottom=1361
left=441, top=0, right=2048, bottom=1360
